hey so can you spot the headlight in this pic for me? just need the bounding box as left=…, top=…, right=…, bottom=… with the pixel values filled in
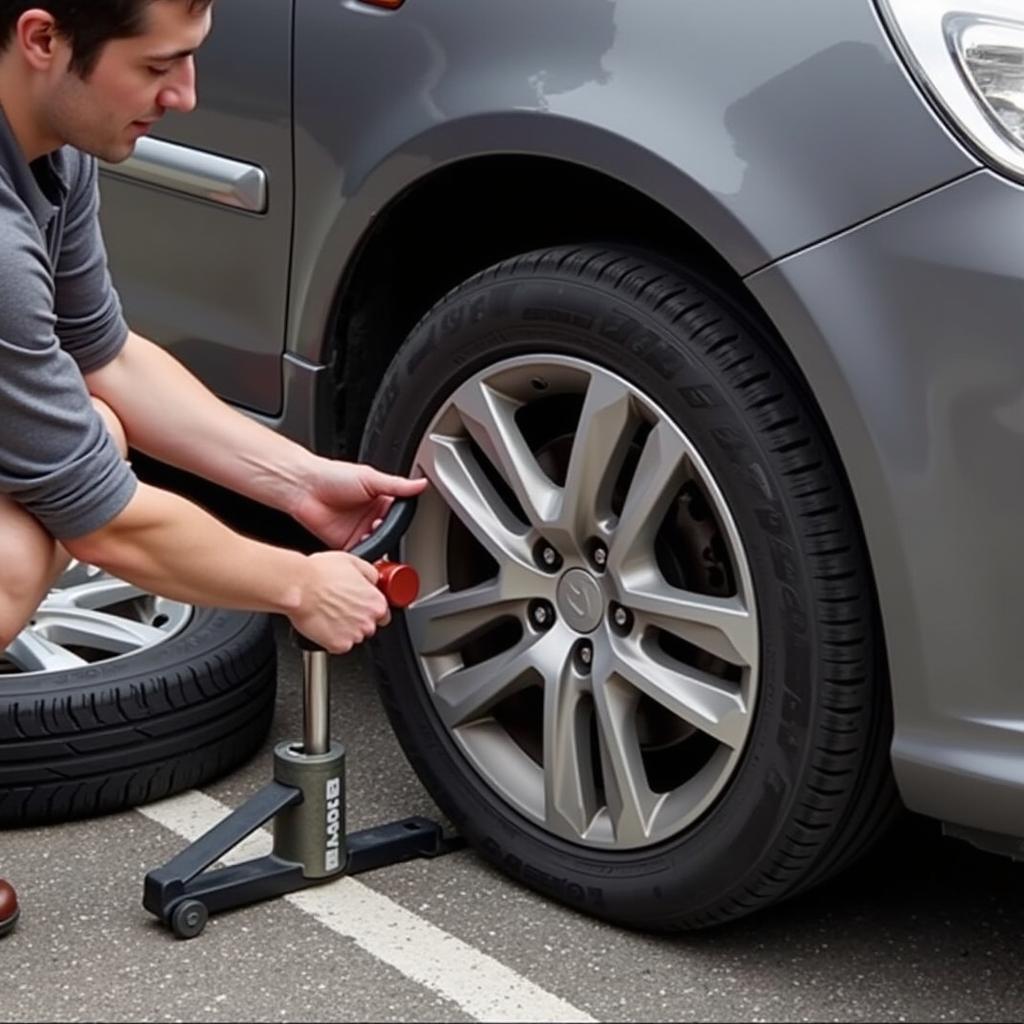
left=877, top=0, right=1024, bottom=183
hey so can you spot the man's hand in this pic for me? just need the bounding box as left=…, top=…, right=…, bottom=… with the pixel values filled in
left=291, top=458, right=428, bottom=551
left=288, top=550, right=391, bottom=653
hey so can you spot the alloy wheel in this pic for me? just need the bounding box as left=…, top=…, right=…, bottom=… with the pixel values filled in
left=402, top=355, right=760, bottom=849
left=1, top=562, right=192, bottom=676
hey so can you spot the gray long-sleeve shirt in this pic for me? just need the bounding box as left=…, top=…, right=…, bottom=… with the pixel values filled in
left=0, top=109, right=137, bottom=540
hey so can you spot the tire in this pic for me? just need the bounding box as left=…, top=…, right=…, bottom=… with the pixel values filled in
left=0, top=568, right=276, bottom=827
left=360, top=245, right=898, bottom=931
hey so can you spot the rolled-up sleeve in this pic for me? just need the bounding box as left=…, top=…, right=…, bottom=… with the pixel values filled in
left=54, top=153, right=129, bottom=374
left=0, top=197, right=136, bottom=540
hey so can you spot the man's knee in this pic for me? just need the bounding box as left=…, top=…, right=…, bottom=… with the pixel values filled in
left=0, top=402, right=124, bottom=651
left=91, top=397, right=128, bottom=459
left=0, top=497, right=64, bottom=649
left=0, top=402, right=126, bottom=650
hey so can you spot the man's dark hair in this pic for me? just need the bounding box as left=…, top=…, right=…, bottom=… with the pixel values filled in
left=0, top=1, right=213, bottom=77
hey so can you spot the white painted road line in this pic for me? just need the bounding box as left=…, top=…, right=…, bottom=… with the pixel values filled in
left=138, top=791, right=598, bottom=1024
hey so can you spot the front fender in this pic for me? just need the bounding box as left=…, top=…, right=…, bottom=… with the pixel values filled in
left=289, top=0, right=974, bottom=363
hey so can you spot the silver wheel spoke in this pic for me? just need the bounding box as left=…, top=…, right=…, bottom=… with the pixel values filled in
left=45, top=578, right=148, bottom=610
left=612, top=644, right=748, bottom=749
left=4, top=631, right=88, bottom=672
left=418, top=434, right=536, bottom=567
left=622, top=573, right=757, bottom=668
left=557, top=373, right=637, bottom=542
left=543, top=658, right=598, bottom=838
left=607, top=420, right=690, bottom=571
left=407, top=579, right=529, bottom=655
left=453, top=379, right=561, bottom=529
left=592, top=663, right=662, bottom=845
left=434, top=627, right=566, bottom=729
left=3, top=565, right=192, bottom=679
left=29, top=608, right=169, bottom=653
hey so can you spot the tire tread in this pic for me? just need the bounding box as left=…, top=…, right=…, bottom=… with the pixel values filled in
left=0, top=610, right=276, bottom=827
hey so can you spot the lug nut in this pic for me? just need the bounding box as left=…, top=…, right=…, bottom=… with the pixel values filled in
left=589, top=540, right=608, bottom=572
left=610, top=604, right=634, bottom=634
left=530, top=601, right=555, bottom=630
left=533, top=540, right=563, bottom=573
left=574, top=641, right=593, bottom=674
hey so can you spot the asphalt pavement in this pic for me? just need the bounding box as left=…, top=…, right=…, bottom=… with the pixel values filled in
left=2, top=619, right=1023, bottom=1023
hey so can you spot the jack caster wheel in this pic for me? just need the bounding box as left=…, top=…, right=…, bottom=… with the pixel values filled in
left=170, top=899, right=208, bottom=940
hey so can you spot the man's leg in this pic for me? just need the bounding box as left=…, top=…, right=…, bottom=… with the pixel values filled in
left=0, top=398, right=128, bottom=649
left=0, top=399, right=127, bottom=939
left=0, top=470, right=53, bottom=942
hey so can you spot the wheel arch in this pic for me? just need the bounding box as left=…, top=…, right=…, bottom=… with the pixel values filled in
left=316, top=152, right=759, bottom=458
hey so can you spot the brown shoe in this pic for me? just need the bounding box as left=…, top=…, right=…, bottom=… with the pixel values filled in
left=0, top=879, right=19, bottom=937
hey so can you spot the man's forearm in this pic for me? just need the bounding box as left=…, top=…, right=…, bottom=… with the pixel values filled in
left=64, top=481, right=392, bottom=655
left=85, top=332, right=317, bottom=515
left=64, top=481, right=307, bottom=614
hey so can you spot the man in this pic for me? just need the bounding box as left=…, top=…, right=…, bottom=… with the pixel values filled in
left=0, top=0, right=427, bottom=937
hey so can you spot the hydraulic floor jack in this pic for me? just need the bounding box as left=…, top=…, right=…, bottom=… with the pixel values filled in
left=143, top=498, right=464, bottom=939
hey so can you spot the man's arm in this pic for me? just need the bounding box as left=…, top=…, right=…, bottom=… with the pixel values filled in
left=85, top=331, right=319, bottom=517
left=84, top=331, right=424, bottom=549
left=79, top=331, right=428, bottom=650
left=63, top=481, right=390, bottom=654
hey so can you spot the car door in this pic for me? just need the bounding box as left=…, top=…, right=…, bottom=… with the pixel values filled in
left=98, top=0, right=293, bottom=415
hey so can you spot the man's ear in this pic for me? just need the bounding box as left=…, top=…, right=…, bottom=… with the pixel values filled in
left=15, top=9, right=63, bottom=72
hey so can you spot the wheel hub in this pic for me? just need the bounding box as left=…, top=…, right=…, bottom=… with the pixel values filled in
left=556, top=569, right=604, bottom=634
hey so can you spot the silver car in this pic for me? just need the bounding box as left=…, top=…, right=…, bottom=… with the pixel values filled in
left=88, top=0, right=1024, bottom=928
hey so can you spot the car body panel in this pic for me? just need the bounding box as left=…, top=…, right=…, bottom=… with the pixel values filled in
left=748, top=168, right=1024, bottom=834
left=99, top=0, right=293, bottom=414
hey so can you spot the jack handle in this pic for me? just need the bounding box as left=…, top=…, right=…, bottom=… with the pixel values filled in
left=350, top=496, right=420, bottom=610
left=293, top=496, right=421, bottom=655
left=292, top=496, right=420, bottom=754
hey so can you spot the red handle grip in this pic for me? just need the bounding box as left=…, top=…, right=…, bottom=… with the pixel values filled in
left=374, top=560, right=420, bottom=608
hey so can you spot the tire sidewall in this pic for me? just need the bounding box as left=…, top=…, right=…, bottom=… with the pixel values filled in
left=0, top=605, right=251, bottom=699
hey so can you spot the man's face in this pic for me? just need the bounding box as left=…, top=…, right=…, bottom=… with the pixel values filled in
left=44, top=1, right=212, bottom=163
